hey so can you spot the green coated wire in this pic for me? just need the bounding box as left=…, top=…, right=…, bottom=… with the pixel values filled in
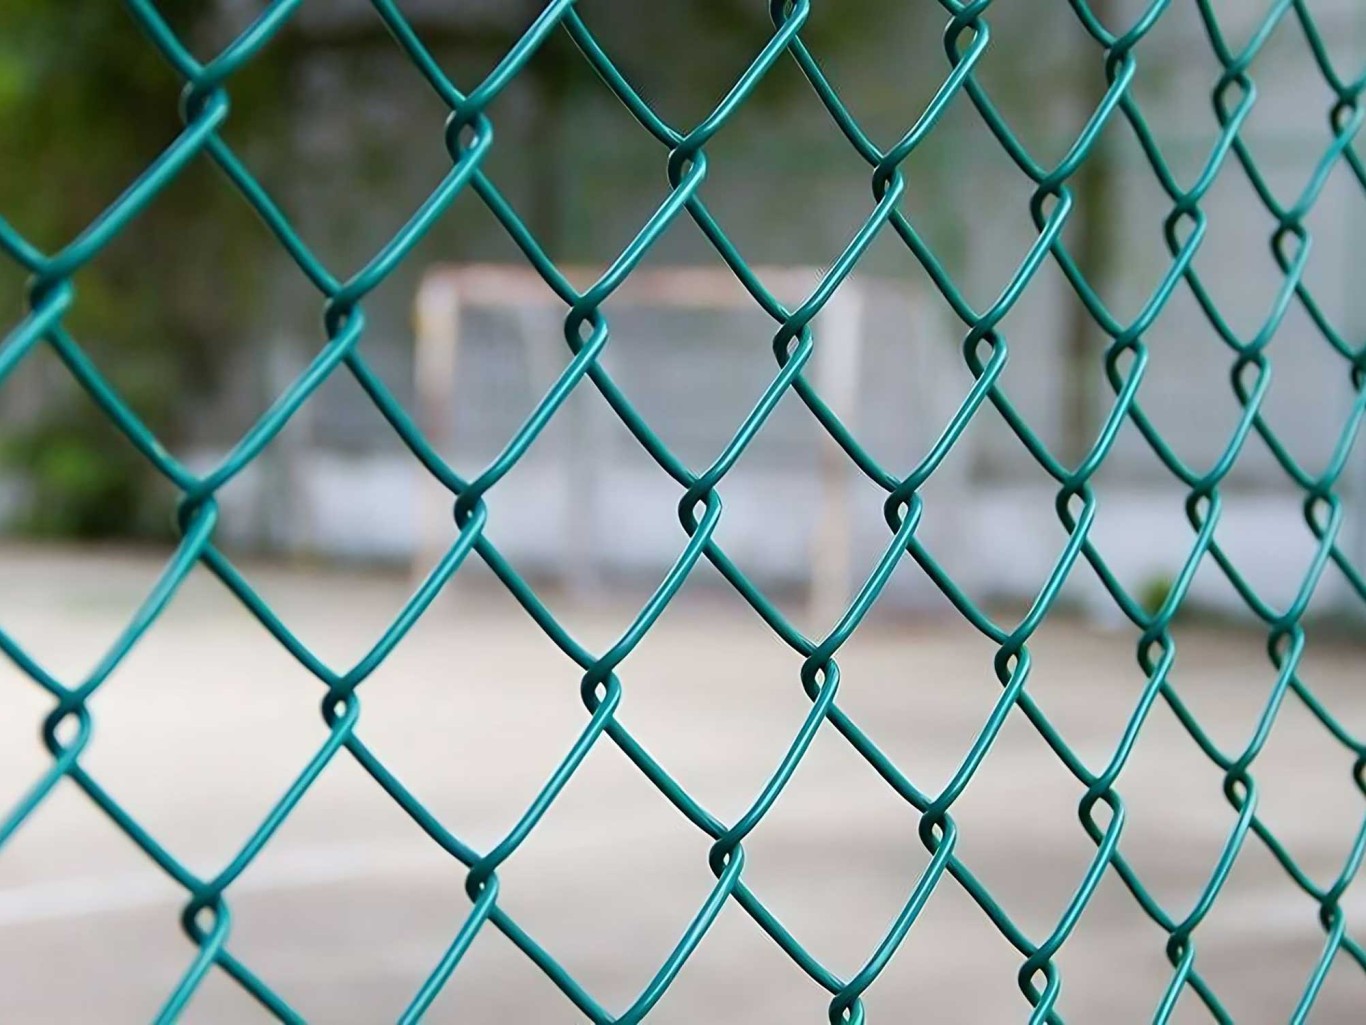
left=0, top=1, right=1363, bottom=1022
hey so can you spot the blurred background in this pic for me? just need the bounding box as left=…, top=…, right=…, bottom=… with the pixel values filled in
left=1, top=0, right=1363, bottom=613
left=1, top=1, right=1365, bottom=1022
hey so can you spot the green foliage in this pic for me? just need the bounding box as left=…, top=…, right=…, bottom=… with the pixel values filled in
left=0, top=412, right=150, bottom=539
left=0, top=0, right=283, bottom=538
left=1139, top=571, right=1177, bottom=618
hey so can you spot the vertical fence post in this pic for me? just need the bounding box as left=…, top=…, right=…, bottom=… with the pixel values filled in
left=810, top=286, right=864, bottom=626
left=413, top=274, right=461, bottom=583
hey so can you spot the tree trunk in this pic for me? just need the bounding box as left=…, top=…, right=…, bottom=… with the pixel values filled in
left=1061, top=0, right=1119, bottom=468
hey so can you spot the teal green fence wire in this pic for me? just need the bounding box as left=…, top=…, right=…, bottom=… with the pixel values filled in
left=2, top=1, right=1366, bottom=1022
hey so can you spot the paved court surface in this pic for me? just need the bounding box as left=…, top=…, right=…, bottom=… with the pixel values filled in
left=0, top=546, right=1363, bottom=1023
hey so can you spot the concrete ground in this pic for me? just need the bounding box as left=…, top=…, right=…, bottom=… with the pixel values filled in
left=0, top=546, right=1363, bottom=1023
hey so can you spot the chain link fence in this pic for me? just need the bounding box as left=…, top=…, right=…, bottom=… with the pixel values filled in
left=2, top=1, right=1365, bottom=1022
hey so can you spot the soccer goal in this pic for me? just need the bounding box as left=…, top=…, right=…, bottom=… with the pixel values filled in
left=412, top=263, right=960, bottom=621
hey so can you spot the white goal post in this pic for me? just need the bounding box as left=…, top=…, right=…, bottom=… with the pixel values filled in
left=412, top=263, right=946, bottom=622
